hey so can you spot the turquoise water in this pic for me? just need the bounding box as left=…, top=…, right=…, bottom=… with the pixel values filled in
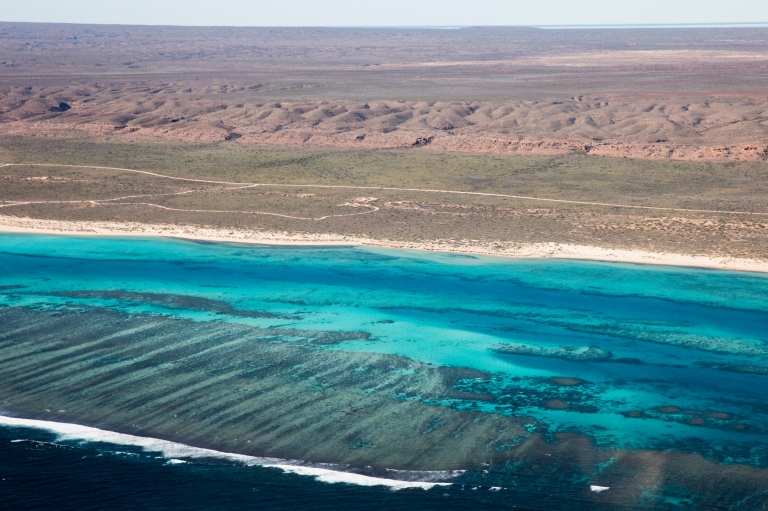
left=2, top=233, right=768, bottom=467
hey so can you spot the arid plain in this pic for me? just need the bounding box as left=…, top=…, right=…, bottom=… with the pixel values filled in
left=1, top=22, right=768, bottom=266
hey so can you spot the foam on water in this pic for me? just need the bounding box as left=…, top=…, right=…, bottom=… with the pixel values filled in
left=0, top=415, right=452, bottom=490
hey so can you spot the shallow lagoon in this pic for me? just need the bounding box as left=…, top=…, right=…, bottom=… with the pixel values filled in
left=1, top=233, right=768, bottom=508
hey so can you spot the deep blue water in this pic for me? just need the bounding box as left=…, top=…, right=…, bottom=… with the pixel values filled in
left=1, top=233, right=768, bottom=509
left=0, top=423, right=620, bottom=511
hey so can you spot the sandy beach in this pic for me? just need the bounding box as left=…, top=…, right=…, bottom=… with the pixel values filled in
left=2, top=214, right=766, bottom=273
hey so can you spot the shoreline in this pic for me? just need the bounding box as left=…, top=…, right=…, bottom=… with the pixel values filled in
left=2, top=214, right=767, bottom=273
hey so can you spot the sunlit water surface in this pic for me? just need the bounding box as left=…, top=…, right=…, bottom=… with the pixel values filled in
left=1, top=233, right=767, bottom=509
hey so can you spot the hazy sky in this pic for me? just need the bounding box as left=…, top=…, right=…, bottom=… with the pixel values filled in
left=3, top=0, right=768, bottom=27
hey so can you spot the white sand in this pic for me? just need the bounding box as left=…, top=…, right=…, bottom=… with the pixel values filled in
left=1, top=214, right=767, bottom=273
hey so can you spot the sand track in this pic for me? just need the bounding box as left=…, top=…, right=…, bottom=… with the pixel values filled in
left=2, top=163, right=766, bottom=217
left=0, top=164, right=381, bottom=221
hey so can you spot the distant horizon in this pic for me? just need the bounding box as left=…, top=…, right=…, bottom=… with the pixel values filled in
left=3, top=20, right=768, bottom=30
left=3, top=0, right=768, bottom=29
left=351, top=22, right=768, bottom=29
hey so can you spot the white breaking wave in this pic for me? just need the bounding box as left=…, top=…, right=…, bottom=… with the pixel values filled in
left=0, top=415, right=452, bottom=490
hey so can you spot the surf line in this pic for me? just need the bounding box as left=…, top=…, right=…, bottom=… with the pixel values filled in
left=0, top=415, right=454, bottom=490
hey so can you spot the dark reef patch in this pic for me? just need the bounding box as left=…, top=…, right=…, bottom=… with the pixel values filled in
left=493, top=344, right=613, bottom=362
left=612, top=357, right=645, bottom=365
left=549, top=377, right=589, bottom=387
left=543, top=399, right=569, bottom=410
left=39, top=294, right=377, bottom=345
left=695, top=360, right=768, bottom=376
left=41, top=290, right=297, bottom=319
left=0, top=285, right=26, bottom=291
left=439, top=366, right=490, bottom=386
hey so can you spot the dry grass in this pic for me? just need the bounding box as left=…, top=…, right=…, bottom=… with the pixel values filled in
left=1, top=138, right=767, bottom=260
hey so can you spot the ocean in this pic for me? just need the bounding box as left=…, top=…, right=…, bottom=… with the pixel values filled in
left=1, top=233, right=767, bottom=509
